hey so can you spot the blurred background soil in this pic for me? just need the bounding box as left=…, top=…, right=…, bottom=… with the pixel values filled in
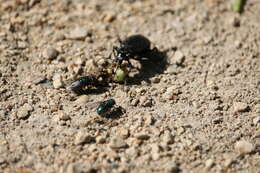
left=0, top=0, right=259, bottom=172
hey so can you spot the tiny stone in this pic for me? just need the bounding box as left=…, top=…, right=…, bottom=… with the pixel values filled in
left=58, top=111, right=70, bottom=121
left=164, top=161, right=180, bottom=173
left=203, top=35, right=212, bottom=44
left=144, top=114, right=155, bottom=125
left=17, top=104, right=33, bottom=119
left=74, top=131, right=94, bottom=145
left=234, top=140, right=254, bottom=154
left=135, top=133, right=150, bottom=140
left=224, top=158, right=233, bottom=167
left=233, top=102, right=248, bottom=113
left=66, top=164, right=76, bottom=173
left=53, top=74, right=64, bottom=89
left=163, top=133, right=174, bottom=144
left=74, top=57, right=83, bottom=65
left=118, top=128, right=130, bottom=139
left=109, top=136, right=128, bottom=149
left=17, top=41, right=28, bottom=49
left=151, top=152, right=160, bottom=161
left=170, top=50, right=185, bottom=65
left=151, top=77, right=160, bottom=83
left=96, top=136, right=106, bottom=144
left=74, top=95, right=89, bottom=105
left=207, top=80, right=218, bottom=90
left=234, top=40, right=242, bottom=49
left=165, top=64, right=179, bottom=74
left=177, top=127, right=185, bottom=135
left=253, top=116, right=260, bottom=125
left=205, top=159, right=214, bottom=169
left=103, top=12, right=116, bottom=22
left=54, top=32, right=65, bottom=41
left=131, top=98, right=139, bottom=106
left=43, top=47, right=59, bottom=60
left=139, top=96, right=152, bottom=107
left=163, top=86, right=179, bottom=100
left=97, top=58, right=108, bottom=66
left=68, top=27, right=88, bottom=40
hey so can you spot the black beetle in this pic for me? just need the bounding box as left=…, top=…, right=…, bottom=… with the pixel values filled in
left=67, top=75, right=98, bottom=94
left=67, top=72, right=110, bottom=94
left=112, top=34, right=154, bottom=67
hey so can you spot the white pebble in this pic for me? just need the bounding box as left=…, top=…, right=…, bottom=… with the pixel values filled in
left=74, top=131, right=94, bottom=145
left=234, top=140, right=254, bottom=154
left=68, top=27, right=88, bottom=40
left=109, top=136, right=128, bottom=149
left=74, top=95, right=89, bottom=105
left=52, top=74, right=64, bottom=89
left=43, top=47, right=59, bottom=60
left=17, top=104, right=33, bottom=119
left=253, top=116, right=260, bottom=125
left=169, top=50, right=185, bottom=65
left=233, top=102, right=248, bottom=113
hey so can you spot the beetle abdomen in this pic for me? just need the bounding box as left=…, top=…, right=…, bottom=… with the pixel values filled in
left=122, top=35, right=151, bottom=54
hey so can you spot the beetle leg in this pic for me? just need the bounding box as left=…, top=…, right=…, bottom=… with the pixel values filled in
left=116, top=35, right=122, bottom=44
left=127, top=59, right=134, bottom=68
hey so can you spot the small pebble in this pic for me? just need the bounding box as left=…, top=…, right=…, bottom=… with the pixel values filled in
left=164, top=161, right=180, bottom=173
left=74, top=131, right=94, bottom=145
left=54, top=32, right=65, bottom=41
left=130, top=98, right=139, bottom=106
left=135, top=133, right=150, bottom=140
left=68, top=27, right=88, bottom=40
left=170, top=50, right=185, bottom=65
left=151, top=77, right=160, bottom=83
left=139, top=96, right=152, bottom=107
left=233, top=102, right=248, bottom=113
left=43, top=47, right=59, bottom=60
left=52, top=74, right=64, bottom=89
left=205, top=159, right=214, bottom=169
left=234, top=140, right=254, bottom=154
left=144, top=114, right=155, bottom=125
left=17, top=41, right=28, bottom=49
left=163, top=133, right=174, bottom=144
left=17, top=104, right=33, bottom=119
left=118, top=128, right=130, bottom=139
left=165, top=64, right=179, bottom=74
left=253, top=116, right=260, bottom=125
left=109, top=136, right=128, bottom=149
left=74, top=95, right=89, bottom=105
left=103, top=12, right=116, bottom=22
left=58, top=111, right=70, bottom=121
left=96, top=136, right=106, bottom=144
left=163, top=86, right=179, bottom=100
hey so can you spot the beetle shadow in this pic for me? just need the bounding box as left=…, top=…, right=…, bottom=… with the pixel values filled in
left=72, top=87, right=108, bottom=96
left=126, top=48, right=169, bottom=85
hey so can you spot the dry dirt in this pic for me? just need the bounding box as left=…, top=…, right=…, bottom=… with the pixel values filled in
left=0, top=0, right=259, bottom=173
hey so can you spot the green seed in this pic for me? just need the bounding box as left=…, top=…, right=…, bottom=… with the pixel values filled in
left=114, top=68, right=128, bottom=82
left=232, top=0, right=245, bottom=13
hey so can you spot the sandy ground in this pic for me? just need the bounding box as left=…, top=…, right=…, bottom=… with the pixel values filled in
left=0, top=0, right=259, bottom=172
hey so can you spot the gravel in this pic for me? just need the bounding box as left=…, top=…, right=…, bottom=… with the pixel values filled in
left=109, top=136, right=128, bottom=149
left=0, top=0, right=259, bottom=172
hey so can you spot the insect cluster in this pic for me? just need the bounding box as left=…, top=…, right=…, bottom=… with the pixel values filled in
left=67, top=34, right=157, bottom=116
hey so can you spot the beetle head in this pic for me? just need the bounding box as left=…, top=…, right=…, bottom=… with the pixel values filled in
left=114, top=47, right=130, bottom=62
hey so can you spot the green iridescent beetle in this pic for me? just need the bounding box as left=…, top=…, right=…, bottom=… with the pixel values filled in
left=96, top=99, right=116, bottom=116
